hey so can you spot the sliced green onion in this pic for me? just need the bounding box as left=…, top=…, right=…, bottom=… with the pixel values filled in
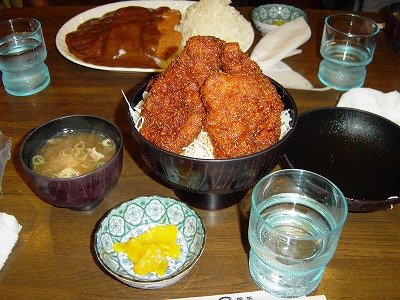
left=42, top=169, right=53, bottom=177
left=102, top=138, right=116, bottom=152
left=96, top=161, right=106, bottom=169
left=74, top=141, right=85, bottom=151
left=74, top=151, right=87, bottom=161
left=32, top=155, right=45, bottom=166
left=59, top=148, right=74, bottom=156
left=87, top=159, right=97, bottom=167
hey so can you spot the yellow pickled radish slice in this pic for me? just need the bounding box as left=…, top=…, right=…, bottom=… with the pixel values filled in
left=133, top=244, right=163, bottom=275
left=157, top=243, right=181, bottom=259
left=137, top=224, right=178, bottom=246
left=113, top=242, right=126, bottom=252
left=124, top=237, right=145, bottom=263
left=114, top=224, right=180, bottom=276
left=155, top=257, right=168, bottom=276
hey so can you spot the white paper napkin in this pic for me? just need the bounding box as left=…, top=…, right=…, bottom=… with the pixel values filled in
left=337, top=88, right=400, bottom=126
left=0, top=212, right=22, bottom=270
left=250, top=18, right=327, bottom=91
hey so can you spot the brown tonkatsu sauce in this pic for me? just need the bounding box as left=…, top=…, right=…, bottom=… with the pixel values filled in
left=65, top=6, right=182, bottom=68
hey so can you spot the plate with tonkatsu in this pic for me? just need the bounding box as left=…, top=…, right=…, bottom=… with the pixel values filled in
left=56, top=0, right=254, bottom=72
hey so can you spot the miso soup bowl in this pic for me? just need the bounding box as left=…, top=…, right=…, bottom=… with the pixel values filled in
left=20, top=115, right=123, bottom=210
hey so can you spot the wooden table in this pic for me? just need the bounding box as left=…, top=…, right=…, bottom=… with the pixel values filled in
left=1, top=5, right=399, bottom=299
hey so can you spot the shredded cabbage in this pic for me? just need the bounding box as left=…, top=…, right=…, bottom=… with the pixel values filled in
left=179, top=0, right=253, bottom=51
left=280, top=109, right=292, bottom=139
left=129, top=97, right=292, bottom=160
left=182, top=130, right=214, bottom=159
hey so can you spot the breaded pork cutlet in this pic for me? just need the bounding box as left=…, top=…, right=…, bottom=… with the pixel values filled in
left=139, top=36, right=224, bottom=154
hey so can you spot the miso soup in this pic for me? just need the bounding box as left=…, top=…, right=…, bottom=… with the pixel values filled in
left=31, top=130, right=117, bottom=178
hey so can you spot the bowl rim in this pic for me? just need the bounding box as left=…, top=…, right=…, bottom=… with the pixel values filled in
left=94, top=195, right=206, bottom=286
left=128, top=77, right=298, bottom=162
left=19, top=114, right=123, bottom=181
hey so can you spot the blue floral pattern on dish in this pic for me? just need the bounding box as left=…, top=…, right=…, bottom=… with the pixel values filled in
left=101, top=233, right=115, bottom=253
left=145, top=199, right=166, bottom=221
left=167, top=203, right=185, bottom=225
left=183, top=215, right=198, bottom=237
left=108, top=215, right=125, bottom=236
left=124, top=203, right=144, bottom=225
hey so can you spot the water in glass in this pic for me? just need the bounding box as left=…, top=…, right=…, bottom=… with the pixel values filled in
left=249, top=193, right=338, bottom=298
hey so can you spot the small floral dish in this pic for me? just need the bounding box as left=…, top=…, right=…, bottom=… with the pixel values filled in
left=94, top=196, right=206, bottom=289
left=252, top=4, right=308, bottom=35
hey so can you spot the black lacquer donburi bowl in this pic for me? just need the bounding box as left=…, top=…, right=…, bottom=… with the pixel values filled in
left=20, top=115, right=123, bottom=210
left=128, top=78, right=297, bottom=210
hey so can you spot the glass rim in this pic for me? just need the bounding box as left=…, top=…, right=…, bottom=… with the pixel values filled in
left=0, top=18, right=42, bottom=35
left=325, top=13, right=380, bottom=38
left=251, top=169, right=348, bottom=240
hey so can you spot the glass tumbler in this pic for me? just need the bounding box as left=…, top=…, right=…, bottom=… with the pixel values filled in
left=248, top=169, right=348, bottom=298
left=318, top=14, right=379, bottom=91
left=0, top=18, right=50, bottom=96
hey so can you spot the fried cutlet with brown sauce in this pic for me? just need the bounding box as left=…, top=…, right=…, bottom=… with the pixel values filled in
left=139, top=36, right=225, bottom=154
left=140, top=36, right=284, bottom=158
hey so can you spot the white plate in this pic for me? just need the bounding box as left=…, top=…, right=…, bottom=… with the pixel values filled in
left=56, top=1, right=195, bottom=72
left=55, top=1, right=254, bottom=72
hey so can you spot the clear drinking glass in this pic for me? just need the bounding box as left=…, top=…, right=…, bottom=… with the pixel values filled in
left=248, top=169, right=348, bottom=298
left=318, top=14, right=379, bottom=91
left=0, top=18, right=50, bottom=96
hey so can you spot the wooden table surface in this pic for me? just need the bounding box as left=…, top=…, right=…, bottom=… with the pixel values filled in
left=1, top=5, right=399, bottom=300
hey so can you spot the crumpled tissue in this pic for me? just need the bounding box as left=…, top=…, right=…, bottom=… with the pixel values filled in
left=0, top=212, right=22, bottom=270
left=337, top=88, right=400, bottom=126
left=250, top=18, right=328, bottom=91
